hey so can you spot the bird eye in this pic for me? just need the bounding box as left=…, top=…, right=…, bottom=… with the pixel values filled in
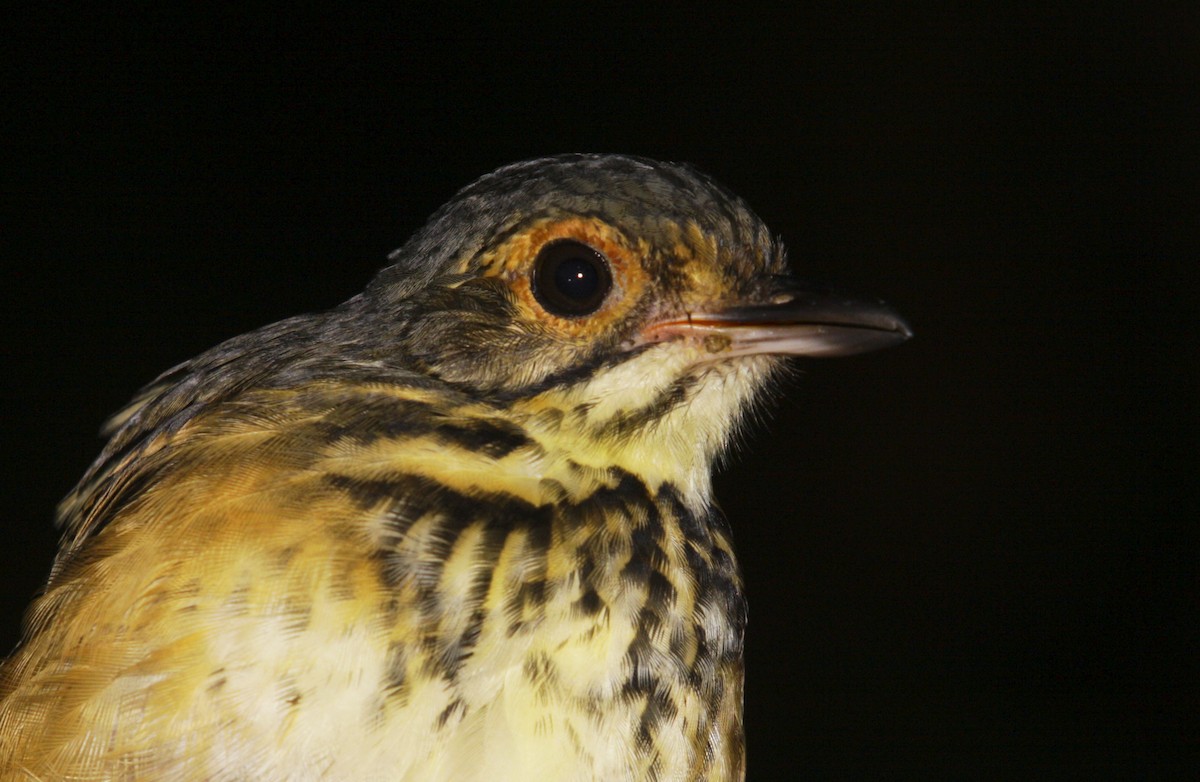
left=531, top=239, right=613, bottom=317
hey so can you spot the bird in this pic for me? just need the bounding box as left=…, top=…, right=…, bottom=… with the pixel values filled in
left=0, top=154, right=909, bottom=780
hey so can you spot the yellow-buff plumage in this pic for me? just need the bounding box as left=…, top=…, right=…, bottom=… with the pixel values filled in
left=0, top=155, right=909, bottom=780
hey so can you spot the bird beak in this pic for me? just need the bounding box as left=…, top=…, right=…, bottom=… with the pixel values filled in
left=639, top=282, right=913, bottom=358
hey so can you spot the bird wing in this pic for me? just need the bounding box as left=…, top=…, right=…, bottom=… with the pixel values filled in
left=0, top=380, right=559, bottom=779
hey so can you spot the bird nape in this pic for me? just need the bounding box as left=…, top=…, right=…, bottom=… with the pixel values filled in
left=0, top=154, right=909, bottom=781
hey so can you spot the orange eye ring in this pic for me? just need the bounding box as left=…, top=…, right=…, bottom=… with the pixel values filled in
left=475, top=215, right=651, bottom=337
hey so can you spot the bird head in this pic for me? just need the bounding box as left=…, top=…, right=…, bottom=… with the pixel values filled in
left=58, top=154, right=909, bottom=558
left=362, top=154, right=910, bottom=489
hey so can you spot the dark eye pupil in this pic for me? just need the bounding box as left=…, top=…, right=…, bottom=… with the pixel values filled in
left=554, top=257, right=600, bottom=300
left=533, top=240, right=613, bottom=316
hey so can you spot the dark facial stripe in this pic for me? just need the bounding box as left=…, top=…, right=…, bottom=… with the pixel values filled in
left=293, top=393, right=535, bottom=459
left=589, top=374, right=702, bottom=442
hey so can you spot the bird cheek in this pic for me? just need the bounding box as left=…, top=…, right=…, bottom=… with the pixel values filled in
left=403, top=314, right=593, bottom=397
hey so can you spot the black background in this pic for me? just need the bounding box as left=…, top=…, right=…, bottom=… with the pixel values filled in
left=5, top=6, right=1194, bottom=777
